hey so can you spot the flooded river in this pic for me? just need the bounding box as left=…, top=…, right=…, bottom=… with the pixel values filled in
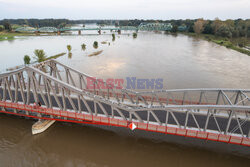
left=0, top=30, right=250, bottom=166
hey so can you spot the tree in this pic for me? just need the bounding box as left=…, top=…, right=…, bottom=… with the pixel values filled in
left=93, top=41, right=98, bottom=49
left=211, top=18, right=222, bottom=34
left=171, top=25, right=178, bottom=33
left=215, top=24, right=232, bottom=38
left=3, top=21, right=12, bottom=31
left=33, top=49, right=47, bottom=62
left=112, top=34, right=115, bottom=41
left=193, top=19, right=206, bottom=34
left=67, top=45, right=72, bottom=52
left=0, top=25, right=4, bottom=31
left=58, top=22, right=67, bottom=29
left=133, top=32, right=137, bottom=38
left=23, top=55, right=31, bottom=65
left=81, top=43, right=86, bottom=51
left=188, top=24, right=194, bottom=33
left=203, top=21, right=213, bottom=34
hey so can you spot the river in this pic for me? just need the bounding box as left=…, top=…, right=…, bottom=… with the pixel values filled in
left=0, top=30, right=250, bottom=166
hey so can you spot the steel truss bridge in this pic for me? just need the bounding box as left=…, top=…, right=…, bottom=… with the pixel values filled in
left=14, top=23, right=172, bottom=33
left=0, top=59, right=249, bottom=147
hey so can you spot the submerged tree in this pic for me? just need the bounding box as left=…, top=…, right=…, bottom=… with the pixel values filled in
left=33, top=49, right=47, bottom=62
left=81, top=43, right=86, bottom=51
left=133, top=32, right=137, bottom=38
left=112, top=33, right=115, bottom=41
left=67, top=45, right=72, bottom=52
left=93, top=41, right=98, bottom=49
left=68, top=52, right=72, bottom=59
left=23, top=55, right=31, bottom=65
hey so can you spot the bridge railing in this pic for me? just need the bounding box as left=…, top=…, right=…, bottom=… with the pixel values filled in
left=34, top=60, right=250, bottom=108
left=0, top=60, right=250, bottom=139
left=0, top=100, right=249, bottom=146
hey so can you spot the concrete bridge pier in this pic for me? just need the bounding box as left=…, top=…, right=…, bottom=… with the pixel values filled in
left=78, top=30, right=81, bottom=35
left=57, top=31, right=61, bottom=35
left=98, top=30, right=101, bottom=35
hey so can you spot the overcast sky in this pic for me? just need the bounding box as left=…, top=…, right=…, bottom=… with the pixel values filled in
left=0, top=0, right=249, bottom=20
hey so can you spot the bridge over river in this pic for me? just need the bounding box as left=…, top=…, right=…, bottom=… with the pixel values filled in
left=0, top=60, right=249, bottom=154
left=14, top=23, right=173, bottom=34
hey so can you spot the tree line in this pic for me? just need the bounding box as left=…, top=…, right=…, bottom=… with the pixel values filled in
left=0, top=18, right=249, bottom=40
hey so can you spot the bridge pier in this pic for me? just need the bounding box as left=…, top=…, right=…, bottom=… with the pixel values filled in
left=57, top=31, right=61, bottom=35
left=78, top=30, right=81, bottom=35
left=98, top=30, right=101, bottom=35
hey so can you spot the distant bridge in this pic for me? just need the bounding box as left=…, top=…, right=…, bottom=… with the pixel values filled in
left=14, top=23, right=173, bottom=33
left=0, top=59, right=249, bottom=148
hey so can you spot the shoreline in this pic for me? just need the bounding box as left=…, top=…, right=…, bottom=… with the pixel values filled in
left=181, top=32, right=250, bottom=56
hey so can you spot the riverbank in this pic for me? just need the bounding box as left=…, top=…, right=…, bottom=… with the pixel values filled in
left=182, top=32, right=250, bottom=56
left=0, top=31, right=62, bottom=41
left=0, top=31, right=36, bottom=41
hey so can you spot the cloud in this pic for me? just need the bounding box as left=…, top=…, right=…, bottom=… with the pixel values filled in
left=0, top=0, right=249, bottom=19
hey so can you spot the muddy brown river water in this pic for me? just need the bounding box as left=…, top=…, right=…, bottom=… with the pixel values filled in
left=0, top=31, right=250, bottom=166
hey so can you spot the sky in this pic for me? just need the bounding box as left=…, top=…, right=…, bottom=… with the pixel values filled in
left=0, top=0, right=249, bottom=20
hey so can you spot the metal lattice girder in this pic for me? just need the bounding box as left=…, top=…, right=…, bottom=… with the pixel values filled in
left=14, top=24, right=172, bottom=33
left=15, top=27, right=37, bottom=32
left=0, top=60, right=250, bottom=138
left=38, top=27, right=58, bottom=32
left=138, top=23, right=172, bottom=31
left=119, top=26, right=138, bottom=31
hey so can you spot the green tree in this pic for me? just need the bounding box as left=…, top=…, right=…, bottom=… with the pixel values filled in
left=81, top=43, right=86, bottom=51
left=58, top=22, right=67, bottom=29
left=33, top=49, right=47, bottom=62
left=171, top=25, right=178, bottom=33
left=67, top=45, right=72, bottom=52
left=23, top=55, right=31, bottom=65
left=203, top=21, right=213, bottom=34
left=68, top=52, right=72, bottom=59
left=133, top=32, right=137, bottom=38
left=93, top=41, right=98, bottom=49
left=215, top=25, right=232, bottom=38
left=112, top=34, right=115, bottom=41
left=0, top=25, right=4, bottom=32
left=3, top=21, right=12, bottom=31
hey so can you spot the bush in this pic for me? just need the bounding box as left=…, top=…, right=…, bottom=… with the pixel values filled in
left=24, top=55, right=31, bottom=64
left=112, top=34, right=115, bottom=41
left=33, top=49, right=47, bottom=62
left=81, top=43, right=86, bottom=50
left=133, top=32, right=137, bottom=38
left=67, top=45, right=72, bottom=52
left=93, top=41, right=98, bottom=49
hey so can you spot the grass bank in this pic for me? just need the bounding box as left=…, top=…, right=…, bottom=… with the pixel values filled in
left=182, top=32, right=250, bottom=56
left=0, top=31, right=35, bottom=41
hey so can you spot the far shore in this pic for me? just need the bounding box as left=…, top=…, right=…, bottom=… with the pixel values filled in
left=1, top=31, right=249, bottom=56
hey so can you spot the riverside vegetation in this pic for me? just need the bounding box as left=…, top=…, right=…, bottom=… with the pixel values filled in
left=1, top=18, right=249, bottom=55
